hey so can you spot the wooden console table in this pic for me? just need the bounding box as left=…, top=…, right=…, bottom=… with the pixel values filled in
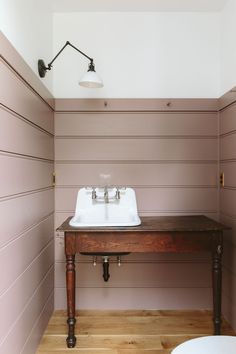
left=57, top=215, right=229, bottom=348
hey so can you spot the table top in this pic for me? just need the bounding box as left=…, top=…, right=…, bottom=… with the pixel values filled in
left=57, top=215, right=229, bottom=233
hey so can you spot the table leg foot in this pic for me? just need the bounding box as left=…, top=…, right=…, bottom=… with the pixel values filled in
left=212, top=239, right=223, bottom=335
left=66, top=317, right=76, bottom=348
left=66, top=336, right=76, bottom=348
left=214, top=321, right=221, bottom=335
left=66, top=254, right=76, bottom=347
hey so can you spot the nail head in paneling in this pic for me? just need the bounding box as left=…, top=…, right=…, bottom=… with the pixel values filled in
left=55, top=98, right=218, bottom=112
left=55, top=112, right=217, bottom=137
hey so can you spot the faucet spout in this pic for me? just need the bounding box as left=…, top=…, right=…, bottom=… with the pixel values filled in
left=104, top=186, right=109, bottom=203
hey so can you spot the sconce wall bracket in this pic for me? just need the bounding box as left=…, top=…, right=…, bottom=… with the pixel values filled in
left=38, top=59, right=50, bottom=78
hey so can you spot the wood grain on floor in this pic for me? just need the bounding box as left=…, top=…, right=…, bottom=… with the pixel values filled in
left=36, top=310, right=234, bottom=353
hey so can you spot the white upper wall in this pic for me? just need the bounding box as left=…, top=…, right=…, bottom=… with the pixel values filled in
left=0, top=0, right=53, bottom=92
left=52, top=0, right=228, bottom=12
left=53, top=12, right=220, bottom=98
left=220, top=0, right=236, bottom=96
left=2, top=1, right=235, bottom=98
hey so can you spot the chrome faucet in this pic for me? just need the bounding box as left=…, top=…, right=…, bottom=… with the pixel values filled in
left=104, top=186, right=109, bottom=203
left=115, top=188, right=120, bottom=200
left=92, top=187, right=97, bottom=200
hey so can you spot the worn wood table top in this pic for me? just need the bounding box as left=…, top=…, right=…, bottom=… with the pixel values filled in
left=57, top=215, right=229, bottom=233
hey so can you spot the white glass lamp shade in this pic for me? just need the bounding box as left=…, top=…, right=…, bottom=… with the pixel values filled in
left=79, top=70, right=103, bottom=88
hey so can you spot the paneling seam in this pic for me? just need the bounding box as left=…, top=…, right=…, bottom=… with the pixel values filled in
left=0, top=103, right=54, bottom=137
left=55, top=110, right=218, bottom=113
left=20, top=290, right=54, bottom=354
left=55, top=160, right=218, bottom=164
left=0, top=211, right=54, bottom=250
left=0, top=55, right=54, bottom=111
left=220, top=211, right=236, bottom=220
left=55, top=110, right=218, bottom=115
left=55, top=135, right=218, bottom=140
left=55, top=185, right=217, bottom=189
left=0, top=187, right=54, bottom=202
left=0, top=239, right=54, bottom=298
left=219, top=100, right=236, bottom=112
left=0, top=265, right=54, bottom=347
left=0, top=150, right=54, bottom=163
left=220, top=130, right=236, bottom=138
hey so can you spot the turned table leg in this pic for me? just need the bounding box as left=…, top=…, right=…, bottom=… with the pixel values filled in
left=212, top=235, right=223, bottom=335
left=66, top=254, right=76, bottom=348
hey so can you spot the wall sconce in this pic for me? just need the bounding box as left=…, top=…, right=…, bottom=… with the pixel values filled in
left=38, top=41, right=103, bottom=88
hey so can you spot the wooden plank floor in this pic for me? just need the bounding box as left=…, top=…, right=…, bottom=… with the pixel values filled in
left=37, top=310, right=234, bottom=354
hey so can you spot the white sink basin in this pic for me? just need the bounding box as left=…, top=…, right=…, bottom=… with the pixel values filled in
left=69, top=187, right=141, bottom=227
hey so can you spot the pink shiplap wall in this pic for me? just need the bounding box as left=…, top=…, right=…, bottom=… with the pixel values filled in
left=0, top=33, right=54, bottom=354
left=54, top=98, right=219, bottom=310
left=219, top=89, right=236, bottom=331
left=2, top=28, right=236, bottom=344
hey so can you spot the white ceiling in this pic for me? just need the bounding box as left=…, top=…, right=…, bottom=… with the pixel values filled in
left=52, top=0, right=229, bottom=12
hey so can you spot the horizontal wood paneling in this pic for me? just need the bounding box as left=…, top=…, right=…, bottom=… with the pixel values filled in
left=220, top=88, right=236, bottom=332
left=220, top=161, right=236, bottom=187
left=223, top=266, right=236, bottom=304
left=0, top=154, right=53, bottom=198
left=55, top=98, right=218, bottom=311
left=54, top=287, right=212, bottom=310
left=222, top=291, right=236, bottom=331
left=220, top=133, right=236, bottom=160
left=218, top=88, right=236, bottom=111
left=22, top=292, right=54, bottom=354
left=55, top=138, right=217, bottom=161
left=0, top=59, right=54, bottom=134
left=55, top=187, right=217, bottom=213
left=0, top=241, right=54, bottom=341
left=55, top=262, right=210, bottom=288
left=0, top=36, right=54, bottom=353
left=223, top=240, right=236, bottom=276
left=0, top=269, right=54, bottom=353
left=0, top=106, right=54, bottom=159
left=0, top=189, right=54, bottom=248
left=55, top=112, right=217, bottom=137
left=55, top=98, right=218, bottom=112
left=220, top=102, right=236, bottom=135
left=56, top=163, right=217, bottom=187
left=220, top=189, right=236, bottom=218
left=0, top=215, right=54, bottom=296
left=220, top=214, right=236, bottom=246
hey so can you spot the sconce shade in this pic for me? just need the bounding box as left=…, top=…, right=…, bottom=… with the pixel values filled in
left=79, top=71, right=103, bottom=88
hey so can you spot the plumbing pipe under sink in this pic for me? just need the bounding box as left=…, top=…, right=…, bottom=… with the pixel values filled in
left=80, top=252, right=130, bottom=282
